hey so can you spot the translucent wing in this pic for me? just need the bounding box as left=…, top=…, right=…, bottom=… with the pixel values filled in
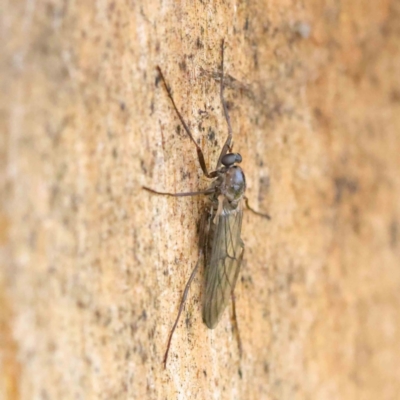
left=202, top=202, right=244, bottom=329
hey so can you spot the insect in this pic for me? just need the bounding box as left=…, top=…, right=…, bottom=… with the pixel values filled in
left=144, top=40, right=270, bottom=368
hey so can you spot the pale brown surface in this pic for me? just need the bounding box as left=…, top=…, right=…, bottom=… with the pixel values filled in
left=1, top=1, right=400, bottom=399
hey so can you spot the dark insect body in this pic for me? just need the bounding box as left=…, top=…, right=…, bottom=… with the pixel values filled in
left=144, top=40, right=269, bottom=368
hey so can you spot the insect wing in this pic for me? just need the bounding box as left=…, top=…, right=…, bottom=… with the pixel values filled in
left=202, top=204, right=244, bottom=329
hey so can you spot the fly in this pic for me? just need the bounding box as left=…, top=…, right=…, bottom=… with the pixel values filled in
left=144, top=40, right=270, bottom=368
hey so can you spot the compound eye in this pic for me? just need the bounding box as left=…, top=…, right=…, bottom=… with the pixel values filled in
left=221, top=153, right=242, bottom=166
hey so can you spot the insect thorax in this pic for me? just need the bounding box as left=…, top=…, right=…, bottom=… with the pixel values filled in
left=212, top=165, right=246, bottom=208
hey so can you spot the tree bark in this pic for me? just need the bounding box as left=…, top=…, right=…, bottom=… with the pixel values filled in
left=1, top=1, right=400, bottom=399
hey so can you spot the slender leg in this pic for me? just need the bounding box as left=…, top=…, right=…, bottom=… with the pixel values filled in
left=143, top=186, right=215, bottom=197
left=230, top=242, right=244, bottom=357
left=231, top=292, right=243, bottom=358
left=156, top=67, right=217, bottom=178
left=163, top=250, right=203, bottom=369
left=244, top=196, right=271, bottom=219
left=216, top=39, right=234, bottom=169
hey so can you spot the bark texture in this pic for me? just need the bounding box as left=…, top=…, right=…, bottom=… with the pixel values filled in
left=1, top=1, right=400, bottom=399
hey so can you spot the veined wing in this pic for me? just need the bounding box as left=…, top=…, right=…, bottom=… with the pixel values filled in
left=202, top=202, right=244, bottom=329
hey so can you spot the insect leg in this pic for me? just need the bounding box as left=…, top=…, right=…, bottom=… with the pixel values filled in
left=156, top=66, right=214, bottom=178
left=143, top=186, right=215, bottom=197
left=163, top=250, right=203, bottom=369
left=244, top=196, right=271, bottom=219
left=229, top=239, right=244, bottom=357
left=231, top=291, right=243, bottom=358
left=216, top=39, right=233, bottom=169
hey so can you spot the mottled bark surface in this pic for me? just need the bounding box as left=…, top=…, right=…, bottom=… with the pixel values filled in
left=1, top=1, right=400, bottom=399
